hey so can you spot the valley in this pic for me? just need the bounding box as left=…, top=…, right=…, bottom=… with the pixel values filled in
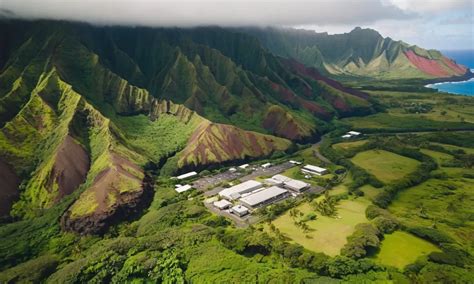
left=0, top=19, right=473, bottom=283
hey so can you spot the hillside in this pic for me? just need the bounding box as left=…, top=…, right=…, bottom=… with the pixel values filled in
left=0, top=19, right=374, bottom=226
left=244, top=27, right=471, bottom=80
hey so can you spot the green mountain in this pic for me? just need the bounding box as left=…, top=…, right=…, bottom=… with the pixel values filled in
left=0, top=20, right=373, bottom=232
left=243, top=27, right=471, bottom=79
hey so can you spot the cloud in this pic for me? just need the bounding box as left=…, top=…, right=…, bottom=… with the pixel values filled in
left=387, top=0, right=472, bottom=13
left=1, top=0, right=415, bottom=27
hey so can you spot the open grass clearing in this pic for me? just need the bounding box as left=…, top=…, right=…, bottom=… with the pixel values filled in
left=360, top=184, right=379, bottom=201
left=389, top=176, right=474, bottom=251
left=372, top=231, right=441, bottom=269
left=431, top=143, right=474, bottom=154
left=420, top=149, right=453, bottom=165
left=351, top=149, right=420, bottom=183
left=266, top=198, right=370, bottom=256
left=332, top=140, right=368, bottom=151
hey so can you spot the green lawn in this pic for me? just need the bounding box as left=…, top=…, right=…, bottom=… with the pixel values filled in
left=332, top=140, right=368, bottom=151
left=351, top=149, right=420, bottom=183
left=267, top=198, right=370, bottom=256
left=420, top=149, right=453, bottom=165
left=431, top=143, right=474, bottom=154
left=360, top=184, right=379, bottom=201
left=373, top=231, right=441, bottom=269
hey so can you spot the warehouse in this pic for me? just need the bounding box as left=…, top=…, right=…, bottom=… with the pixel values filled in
left=213, top=199, right=232, bottom=210
left=176, top=171, right=198, bottom=180
left=301, top=164, right=328, bottom=176
left=175, top=184, right=192, bottom=193
left=239, top=186, right=289, bottom=208
left=283, top=179, right=309, bottom=192
left=219, top=180, right=263, bottom=200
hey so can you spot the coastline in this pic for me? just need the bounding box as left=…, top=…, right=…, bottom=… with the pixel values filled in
left=424, top=69, right=474, bottom=96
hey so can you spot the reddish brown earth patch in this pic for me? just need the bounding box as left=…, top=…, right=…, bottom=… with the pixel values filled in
left=61, top=153, right=150, bottom=235
left=179, top=122, right=289, bottom=167
left=298, top=99, right=333, bottom=120
left=282, top=58, right=370, bottom=99
left=442, top=57, right=468, bottom=75
left=404, top=50, right=450, bottom=77
left=0, top=159, right=20, bottom=217
left=263, top=107, right=305, bottom=140
left=53, top=135, right=90, bottom=201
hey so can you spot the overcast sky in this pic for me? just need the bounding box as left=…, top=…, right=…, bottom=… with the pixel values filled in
left=1, top=0, right=473, bottom=50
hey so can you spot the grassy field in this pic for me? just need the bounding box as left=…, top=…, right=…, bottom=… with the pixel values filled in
left=389, top=175, right=474, bottom=251
left=267, top=198, right=370, bottom=256
left=351, top=149, right=420, bottom=183
left=373, top=231, right=441, bottom=269
left=420, top=149, right=453, bottom=165
left=431, top=142, right=474, bottom=154
left=359, top=184, right=380, bottom=201
left=332, top=140, right=368, bottom=151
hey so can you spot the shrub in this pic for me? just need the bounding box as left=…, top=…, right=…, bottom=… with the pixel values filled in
left=341, top=223, right=381, bottom=259
left=407, top=227, right=454, bottom=245
left=372, top=216, right=399, bottom=234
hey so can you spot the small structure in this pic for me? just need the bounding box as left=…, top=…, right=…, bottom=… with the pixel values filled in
left=239, top=186, right=289, bottom=208
left=261, top=162, right=272, bottom=168
left=348, top=131, right=361, bottom=136
left=175, top=184, right=192, bottom=193
left=213, top=199, right=232, bottom=210
left=176, top=171, right=198, bottom=180
left=301, top=164, right=328, bottom=176
left=219, top=180, right=263, bottom=200
left=231, top=205, right=249, bottom=217
left=229, top=167, right=237, bottom=172
left=289, top=160, right=302, bottom=165
left=283, top=179, right=310, bottom=192
left=342, top=131, right=362, bottom=139
left=239, top=164, right=250, bottom=169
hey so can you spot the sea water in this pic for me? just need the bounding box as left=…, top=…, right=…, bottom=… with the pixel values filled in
left=425, top=50, right=474, bottom=96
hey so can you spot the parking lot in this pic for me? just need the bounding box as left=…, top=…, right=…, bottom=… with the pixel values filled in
left=192, top=162, right=296, bottom=195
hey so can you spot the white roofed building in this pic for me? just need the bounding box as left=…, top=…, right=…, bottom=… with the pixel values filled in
left=341, top=134, right=352, bottom=139
left=261, top=162, right=272, bottom=168
left=176, top=171, right=198, bottom=180
left=283, top=179, right=309, bottom=192
left=175, top=184, right=193, bottom=193
left=231, top=205, right=249, bottom=217
left=348, top=131, right=361, bottom=136
left=239, top=164, right=249, bottom=169
left=302, top=164, right=328, bottom=176
left=213, top=199, right=232, bottom=210
left=240, top=186, right=289, bottom=208
left=219, top=180, right=263, bottom=200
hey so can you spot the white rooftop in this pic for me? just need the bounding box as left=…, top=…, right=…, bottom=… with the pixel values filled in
left=272, top=174, right=291, bottom=182
left=240, top=186, right=288, bottom=207
left=239, top=164, right=249, bottom=169
left=303, top=164, right=327, bottom=173
left=219, top=180, right=262, bottom=200
left=265, top=178, right=283, bottom=185
left=231, top=205, right=249, bottom=214
left=284, top=179, right=309, bottom=190
left=341, top=134, right=352, bottom=138
left=213, top=199, right=232, bottom=209
left=348, top=131, right=361, bottom=136
left=175, top=184, right=192, bottom=193
left=261, top=162, right=272, bottom=168
left=289, top=160, right=302, bottom=165
left=176, top=171, right=198, bottom=180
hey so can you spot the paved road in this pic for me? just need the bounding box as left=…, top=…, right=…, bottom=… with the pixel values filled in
left=312, top=137, right=332, bottom=164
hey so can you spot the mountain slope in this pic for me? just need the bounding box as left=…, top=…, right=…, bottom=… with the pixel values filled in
left=244, top=27, right=470, bottom=79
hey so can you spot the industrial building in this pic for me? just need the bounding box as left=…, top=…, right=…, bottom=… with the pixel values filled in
left=270, top=174, right=309, bottom=192
left=301, top=164, right=328, bottom=176
left=176, top=171, right=198, bottom=180
left=175, top=184, right=192, bottom=193
left=283, top=179, right=309, bottom=192
left=239, top=186, right=289, bottom=208
left=261, top=162, right=272, bottom=168
left=213, top=199, right=232, bottom=210
left=219, top=180, right=263, bottom=200
left=231, top=205, right=249, bottom=217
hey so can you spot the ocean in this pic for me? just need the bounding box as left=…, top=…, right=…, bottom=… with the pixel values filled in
left=425, top=50, right=474, bottom=96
